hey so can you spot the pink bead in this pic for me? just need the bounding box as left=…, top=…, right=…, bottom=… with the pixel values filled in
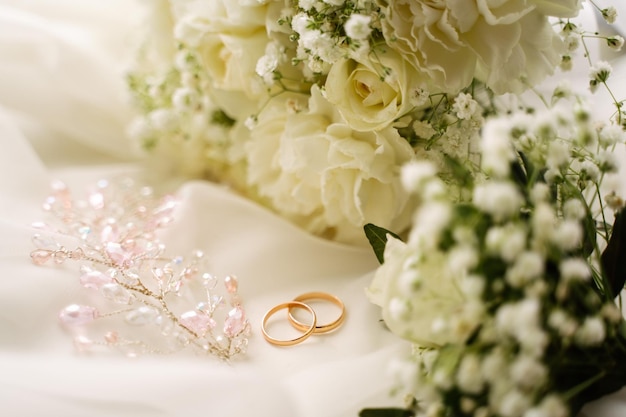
left=104, top=331, right=119, bottom=344
left=59, top=304, right=98, bottom=326
left=223, top=306, right=246, bottom=337
left=105, top=242, right=131, bottom=266
left=79, top=270, right=113, bottom=289
left=180, top=311, right=216, bottom=336
left=30, top=250, right=51, bottom=265
left=224, top=275, right=238, bottom=294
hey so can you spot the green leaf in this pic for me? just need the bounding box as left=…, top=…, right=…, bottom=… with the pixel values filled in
left=364, top=223, right=402, bottom=264
left=443, top=154, right=473, bottom=188
left=359, top=408, right=414, bottom=417
left=601, top=207, right=626, bottom=297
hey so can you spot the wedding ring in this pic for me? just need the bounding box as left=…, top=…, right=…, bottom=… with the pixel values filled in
left=262, top=301, right=317, bottom=346
left=288, top=292, right=345, bottom=334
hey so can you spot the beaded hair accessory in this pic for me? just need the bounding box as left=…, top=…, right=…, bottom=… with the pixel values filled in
left=30, top=179, right=250, bottom=360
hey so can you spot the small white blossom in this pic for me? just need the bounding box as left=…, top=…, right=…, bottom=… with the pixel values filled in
left=599, top=124, right=625, bottom=147
left=412, top=120, right=436, bottom=139
left=172, top=88, right=198, bottom=112
left=530, top=183, right=551, bottom=204
left=409, top=85, right=430, bottom=107
left=148, top=109, right=178, bottom=132
left=579, top=160, right=601, bottom=182
left=546, top=141, right=570, bottom=169
left=602, top=7, right=618, bottom=24
left=562, top=198, right=586, bottom=220
left=453, top=93, right=479, bottom=120
left=344, top=14, right=372, bottom=40
left=589, top=61, right=612, bottom=92
left=401, top=161, right=438, bottom=193
left=481, top=119, right=515, bottom=177
left=551, top=220, right=582, bottom=251
left=506, top=251, right=545, bottom=287
left=473, top=182, right=524, bottom=221
left=524, top=394, right=569, bottom=417
left=456, top=354, right=484, bottom=394
left=510, top=355, right=547, bottom=389
left=498, top=389, right=532, bottom=417
left=548, top=309, right=578, bottom=338
left=607, top=35, right=624, bottom=51
left=575, top=316, right=606, bottom=346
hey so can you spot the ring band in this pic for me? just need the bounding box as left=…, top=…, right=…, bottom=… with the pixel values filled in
left=262, top=301, right=317, bottom=346
left=288, top=292, right=345, bottom=334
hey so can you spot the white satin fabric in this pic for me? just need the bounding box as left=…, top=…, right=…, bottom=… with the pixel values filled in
left=0, top=1, right=625, bottom=416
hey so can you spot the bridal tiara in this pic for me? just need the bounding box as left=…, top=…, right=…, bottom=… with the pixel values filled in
left=29, top=178, right=250, bottom=360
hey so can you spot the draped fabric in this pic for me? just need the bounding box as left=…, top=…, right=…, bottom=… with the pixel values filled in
left=0, top=1, right=625, bottom=416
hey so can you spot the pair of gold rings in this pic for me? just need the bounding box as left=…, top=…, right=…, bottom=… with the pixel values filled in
left=261, top=292, right=346, bottom=347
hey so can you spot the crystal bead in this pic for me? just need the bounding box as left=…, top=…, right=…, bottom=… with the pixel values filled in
left=30, top=249, right=52, bottom=265
left=59, top=304, right=98, bottom=326
left=223, top=306, right=246, bottom=337
left=202, top=273, right=217, bottom=289
left=52, top=250, right=68, bottom=264
left=80, top=269, right=113, bottom=290
left=224, top=275, right=238, bottom=294
left=31, top=234, right=58, bottom=250
left=73, top=336, right=93, bottom=352
left=101, top=224, right=119, bottom=243
left=180, top=311, right=216, bottom=336
left=125, top=306, right=158, bottom=326
left=105, top=242, right=131, bottom=266
left=210, top=295, right=224, bottom=309
left=104, top=331, right=119, bottom=344
left=88, top=191, right=104, bottom=210
left=101, top=283, right=133, bottom=304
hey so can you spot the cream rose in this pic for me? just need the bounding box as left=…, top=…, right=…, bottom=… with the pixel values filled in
left=381, top=1, right=569, bottom=94
left=367, top=236, right=484, bottom=347
left=172, top=1, right=271, bottom=100
left=324, top=47, right=425, bottom=132
left=245, top=86, right=416, bottom=245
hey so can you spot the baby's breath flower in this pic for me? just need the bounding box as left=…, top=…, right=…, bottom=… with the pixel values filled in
left=599, top=124, right=625, bottom=147
left=589, top=61, right=612, bottom=92
left=344, top=14, right=372, bottom=40
left=575, top=316, right=606, bottom=346
left=453, top=93, right=478, bottom=120
left=548, top=309, right=578, bottom=338
left=607, top=35, right=624, bottom=51
left=601, top=7, right=618, bottom=24
left=562, top=198, right=586, bottom=220
left=511, top=355, right=548, bottom=389
left=401, top=161, right=438, bottom=193
left=551, top=220, right=583, bottom=251
left=473, top=182, right=524, bottom=222
left=559, top=258, right=591, bottom=282
left=456, top=354, right=484, bottom=394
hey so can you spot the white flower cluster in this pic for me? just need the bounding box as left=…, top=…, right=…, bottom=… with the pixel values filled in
left=369, top=93, right=626, bottom=416
left=126, top=0, right=624, bottom=246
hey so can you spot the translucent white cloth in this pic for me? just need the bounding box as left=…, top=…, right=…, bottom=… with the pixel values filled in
left=0, top=1, right=625, bottom=416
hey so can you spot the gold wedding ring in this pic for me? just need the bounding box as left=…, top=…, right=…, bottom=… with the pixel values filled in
left=288, top=292, right=346, bottom=334
left=261, top=301, right=317, bottom=346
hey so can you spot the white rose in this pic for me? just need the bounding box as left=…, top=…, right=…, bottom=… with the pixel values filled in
left=196, top=30, right=268, bottom=97
left=245, top=86, right=416, bottom=245
left=172, top=0, right=271, bottom=99
left=380, top=1, right=567, bottom=94
left=368, top=236, right=484, bottom=347
left=530, top=0, right=582, bottom=18
left=325, top=47, right=426, bottom=132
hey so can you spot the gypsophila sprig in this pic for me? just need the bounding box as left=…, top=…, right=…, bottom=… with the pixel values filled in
left=367, top=91, right=626, bottom=417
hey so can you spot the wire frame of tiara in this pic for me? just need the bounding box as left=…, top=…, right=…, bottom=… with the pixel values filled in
left=30, top=178, right=250, bottom=360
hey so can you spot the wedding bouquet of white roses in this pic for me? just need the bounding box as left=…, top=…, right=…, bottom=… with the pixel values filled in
left=126, top=0, right=620, bottom=246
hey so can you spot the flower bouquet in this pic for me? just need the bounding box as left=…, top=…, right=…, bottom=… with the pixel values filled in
left=126, top=0, right=626, bottom=415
